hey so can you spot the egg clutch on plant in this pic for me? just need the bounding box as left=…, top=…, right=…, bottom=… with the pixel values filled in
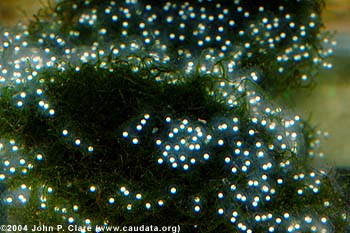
left=0, top=0, right=347, bottom=232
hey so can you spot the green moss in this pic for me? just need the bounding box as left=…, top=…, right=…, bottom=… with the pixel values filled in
left=0, top=0, right=348, bottom=231
left=0, top=60, right=345, bottom=231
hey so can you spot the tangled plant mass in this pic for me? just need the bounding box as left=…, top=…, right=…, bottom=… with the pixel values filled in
left=0, top=0, right=348, bottom=232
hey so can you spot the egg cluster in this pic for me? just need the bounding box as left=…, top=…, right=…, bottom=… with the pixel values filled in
left=155, top=117, right=211, bottom=170
left=118, top=72, right=341, bottom=231
left=0, top=0, right=346, bottom=232
left=0, top=139, right=37, bottom=206
left=0, top=140, right=36, bottom=181
left=0, top=0, right=334, bottom=89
